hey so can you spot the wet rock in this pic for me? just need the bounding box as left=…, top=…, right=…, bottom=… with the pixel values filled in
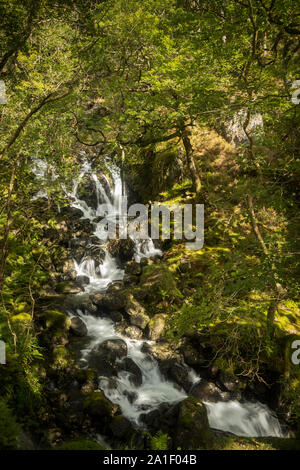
left=182, top=344, right=208, bottom=368
left=218, top=370, right=240, bottom=393
left=124, top=325, right=143, bottom=340
left=61, top=206, right=84, bottom=219
left=125, top=294, right=150, bottom=330
left=124, top=261, right=142, bottom=276
left=75, top=368, right=98, bottom=396
left=110, top=415, right=134, bottom=439
left=84, top=301, right=98, bottom=315
left=140, top=402, right=178, bottom=432
left=77, top=174, right=98, bottom=210
left=75, top=275, right=90, bottom=287
left=70, top=317, right=88, bottom=337
left=109, top=311, right=124, bottom=322
left=58, top=282, right=83, bottom=294
left=190, top=380, right=230, bottom=403
left=92, top=291, right=127, bottom=311
left=83, top=390, right=118, bottom=421
left=62, top=259, right=77, bottom=281
left=124, top=390, right=138, bottom=404
left=141, top=341, right=178, bottom=362
left=107, top=238, right=135, bottom=262
left=97, top=339, right=128, bottom=363
left=121, top=357, right=142, bottom=387
left=175, top=397, right=212, bottom=449
left=148, top=314, right=166, bottom=341
left=160, top=359, right=192, bottom=392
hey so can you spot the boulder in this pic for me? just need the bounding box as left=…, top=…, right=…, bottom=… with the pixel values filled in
left=148, top=314, right=166, bottom=341
left=218, top=109, right=263, bottom=147
left=62, top=259, right=77, bottom=281
left=160, top=359, right=192, bottom=392
left=70, top=317, right=88, bottom=337
left=83, top=391, right=118, bottom=421
left=92, top=291, right=127, bottom=311
left=109, top=415, right=134, bottom=439
left=77, top=174, right=98, bottom=210
left=190, top=380, right=230, bottom=403
left=98, top=338, right=127, bottom=360
left=124, top=261, right=142, bottom=276
left=40, top=309, right=71, bottom=346
left=175, top=397, right=213, bottom=449
left=125, top=294, right=150, bottom=330
left=218, top=370, right=240, bottom=393
left=124, top=325, right=143, bottom=340
left=140, top=402, right=178, bottom=432
left=141, top=341, right=179, bottom=362
left=139, top=263, right=179, bottom=304
left=109, top=311, right=124, bottom=323
left=75, top=275, right=90, bottom=287
left=88, top=339, right=127, bottom=376
left=107, top=238, right=135, bottom=262
left=181, top=342, right=207, bottom=367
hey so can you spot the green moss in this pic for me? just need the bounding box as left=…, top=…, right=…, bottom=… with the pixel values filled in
left=214, top=435, right=300, bottom=451
left=55, top=281, right=71, bottom=294
left=140, top=262, right=181, bottom=305
left=42, top=309, right=71, bottom=330
left=11, top=313, right=31, bottom=325
left=177, top=397, right=213, bottom=450
left=52, top=346, right=72, bottom=369
left=83, top=391, right=117, bottom=419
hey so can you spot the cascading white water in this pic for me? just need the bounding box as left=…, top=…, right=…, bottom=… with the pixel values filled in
left=68, top=157, right=162, bottom=289
left=205, top=400, right=284, bottom=437
left=32, top=155, right=286, bottom=438
left=73, top=310, right=186, bottom=425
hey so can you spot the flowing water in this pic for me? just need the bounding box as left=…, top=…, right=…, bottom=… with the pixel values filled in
left=32, top=155, right=286, bottom=438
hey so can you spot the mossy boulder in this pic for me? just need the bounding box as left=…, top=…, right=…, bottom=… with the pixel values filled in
left=42, top=309, right=71, bottom=331
left=125, top=294, right=150, bottom=329
left=107, top=238, right=135, bottom=262
left=52, top=346, right=73, bottom=370
left=10, top=313, right=32, bottom=331
left=109, top=414, right=135, bottom=439
left=40, top=309, right=71, bottom=346
left=148, top=314, right=167, bottom=340
left=175, top=397, right=213, bottom=449
left=83, top=391, right=118, bottom=422
left=75, top=368, right=98, bottom=395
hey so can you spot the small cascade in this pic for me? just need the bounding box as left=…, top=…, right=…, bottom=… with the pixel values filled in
left=205, top=400, right=284, bottom=437
left=67, top=157, right=162, bottom=289
left=73, top=310, right=188, bottom=425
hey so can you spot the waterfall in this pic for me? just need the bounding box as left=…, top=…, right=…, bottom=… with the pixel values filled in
left=32, top=155, right=286, bottom=438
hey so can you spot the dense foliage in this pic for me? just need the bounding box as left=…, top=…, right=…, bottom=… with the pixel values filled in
left=0, top=0, right=299, bottom=450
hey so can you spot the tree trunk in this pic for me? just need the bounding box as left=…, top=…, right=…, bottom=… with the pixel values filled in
left=181, top=127, right=201, bottom=195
